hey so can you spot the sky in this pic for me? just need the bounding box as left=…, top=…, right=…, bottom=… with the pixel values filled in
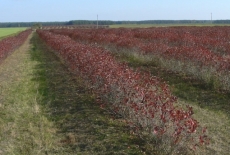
left=0, top=0, right=230, bottom=22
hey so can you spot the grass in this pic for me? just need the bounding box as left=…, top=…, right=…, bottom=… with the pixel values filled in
left=111, top=49, right=230, bottom=115
left=0, top=33, right=57, bottom=154
left=109, top=23, right=230, bottom=28
left=0, top=32, right=169, bottom=154
left=1, top=31, right=229, bottom=154
left=0, top=27, right=27, bottom=40
left=30, top=33, right=168, bottom=155
left=102, top=46, right=230, bottom=155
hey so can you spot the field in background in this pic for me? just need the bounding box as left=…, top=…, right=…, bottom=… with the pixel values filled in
left=0, top=27, right=27, bottom=39
left=109, top=23, right=230, bottom=28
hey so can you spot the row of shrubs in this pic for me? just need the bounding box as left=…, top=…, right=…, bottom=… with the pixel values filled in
left=0, top=29, right=32, bottom=62
left=37, top=30, right=209, bottom=154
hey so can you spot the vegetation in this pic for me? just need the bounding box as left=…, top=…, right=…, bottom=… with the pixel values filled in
left=0, top=29, right=31, bottom=62
left=37, top=29, right=210, bottom=154
left=43, top=27, right=230, bottom=154
left=1, top=20, right=230, bottom=28
left=0, top=22, right=67, bottom=28
left=1, top=26, right=230, bottom=154
left=50, top=27, right=230, bottom=91
left=30, top=34, right=158, bottom=154
left=112, top=50, right=230, bottom=155
left=109, top=23, right=230, bottom=28
left=0, top=32, right=169, bottom=155
left=32, top=23, right=42, bottom=30
left=0, top=33, right=57, bottom=154
left=0, top=27, right=27, bottom=39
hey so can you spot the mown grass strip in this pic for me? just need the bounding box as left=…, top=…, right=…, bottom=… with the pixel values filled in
left=0, top=34, right=57, bottom=154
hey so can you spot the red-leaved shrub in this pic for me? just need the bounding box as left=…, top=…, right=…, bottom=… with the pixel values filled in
left=0, top=29, right=32, bottom=62
left=37, top=30, right=209, bottom=153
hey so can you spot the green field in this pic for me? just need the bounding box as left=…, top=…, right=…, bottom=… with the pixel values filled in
left=109, top=23, right=230, bottom=28
left=0, top=27, right=27, bottom=39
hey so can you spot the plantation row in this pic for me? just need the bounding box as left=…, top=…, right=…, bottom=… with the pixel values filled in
left=37, top=30, right=209, bottom=153
left=49, top=27, right=230, bottom=91
left=0, top=29, right=32, bottom=62
left=50, top=27, right=230, bottom=56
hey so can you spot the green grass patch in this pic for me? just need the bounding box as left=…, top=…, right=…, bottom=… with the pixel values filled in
left=0, top=34, right=57, bottom=154
left=0, top=27, right=27, bottom=40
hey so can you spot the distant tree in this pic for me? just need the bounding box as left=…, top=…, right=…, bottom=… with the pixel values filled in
left=32, top=23, right=42, bottom=29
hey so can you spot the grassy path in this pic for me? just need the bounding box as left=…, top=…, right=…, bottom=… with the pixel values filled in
left=0, top=33, right=57, bottom=154
left=0, top=33, right=161, bottom=155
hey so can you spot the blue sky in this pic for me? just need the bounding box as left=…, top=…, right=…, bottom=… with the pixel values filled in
left=0, top=0, right=230, bottom=22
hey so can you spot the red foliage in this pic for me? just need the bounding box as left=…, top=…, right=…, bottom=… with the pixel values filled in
left=0, top=29, right=32, bottom=62
left=37, top=30, right=209, bottom=149
left=49, top=27, right=230, bottom=72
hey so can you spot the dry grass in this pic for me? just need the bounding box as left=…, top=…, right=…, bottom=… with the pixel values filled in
left=176, top=100, right=230, bottom=155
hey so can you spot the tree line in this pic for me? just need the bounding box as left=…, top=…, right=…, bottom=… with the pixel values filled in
left=0, top=20, right=230, bottom=27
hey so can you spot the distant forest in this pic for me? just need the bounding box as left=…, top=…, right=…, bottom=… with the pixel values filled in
left=0, top=20, right=230, bottom=27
